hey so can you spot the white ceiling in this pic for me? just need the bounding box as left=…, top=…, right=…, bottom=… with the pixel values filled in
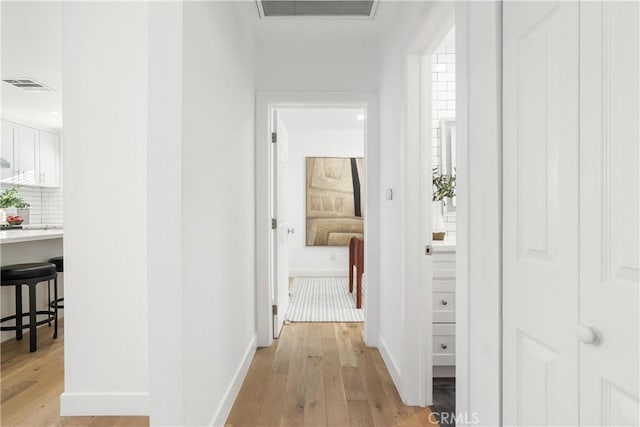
left=279, top=107, right=366, bottom=133
left=1, top=1, right=62, bottom=131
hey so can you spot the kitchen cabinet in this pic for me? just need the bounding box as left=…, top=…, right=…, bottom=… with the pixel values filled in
left=1, top=122, right=15, bottom=182
left=15, top=125, right=38, bottom=185
left=0, top=119, right=61, bottom=188
left=38, top=131, right=60, bottom=187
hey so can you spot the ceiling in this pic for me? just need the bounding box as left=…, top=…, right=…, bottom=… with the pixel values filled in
left=1, top=1, right=62, bottom=131
left=279, top=107, right=365, bottom=133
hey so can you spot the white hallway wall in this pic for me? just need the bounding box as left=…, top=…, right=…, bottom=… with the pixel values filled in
left=62, top=2, right=257, bottom=424
left=282, top=110, right=365, bottom=277
left=181, top=2, right=256, bottom=426
left=377, top=1, right=431, bottom=403
left=61, top=1, right=149, bottom=414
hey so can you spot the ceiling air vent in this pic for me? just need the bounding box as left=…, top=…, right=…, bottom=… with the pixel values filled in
left=2, top=78, right=55, bottom=92
left=258, top=0, right=377, bottom=18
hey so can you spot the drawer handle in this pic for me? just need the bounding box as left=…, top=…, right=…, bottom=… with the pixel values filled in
left=441, top=299, right=448, bottom=306
left=441, top=343, right=448, bottom=350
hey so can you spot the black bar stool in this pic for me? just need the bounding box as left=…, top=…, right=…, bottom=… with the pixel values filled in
left=48, top=256, right=64, bottom=339
left=1, top=263, right=57, bottom=352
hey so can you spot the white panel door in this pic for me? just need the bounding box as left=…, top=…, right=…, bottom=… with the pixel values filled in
left=503, top=2, right=580, bottom=425
left=273, top=110, right=290, bottom=339
left=38, top=131, right=61, bottom=187
left=579, top=2, right=640, bottom=425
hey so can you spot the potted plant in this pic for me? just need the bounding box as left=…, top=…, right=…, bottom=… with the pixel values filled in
left=0, top=187, right=30, bottom=225
left=432, top=168, right=456, bottom=240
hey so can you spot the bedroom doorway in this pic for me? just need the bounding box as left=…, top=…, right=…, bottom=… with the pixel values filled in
left=272, top=107, right=366, bottom=335
left=255, top=92, right=380, bottom=348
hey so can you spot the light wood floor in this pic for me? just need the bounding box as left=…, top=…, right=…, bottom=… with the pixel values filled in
left=226, top=323, right=437, bottom=427
left=1, top=319, right=149, bottom=427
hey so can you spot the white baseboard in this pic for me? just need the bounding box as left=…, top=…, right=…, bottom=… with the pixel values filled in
left=378, top=335, right=404, bottom=401
left=289, top=269, right=348, bottom=277
left=210, top=334, right=257, bottom=427
left=60, top=392, right=149, bottom=416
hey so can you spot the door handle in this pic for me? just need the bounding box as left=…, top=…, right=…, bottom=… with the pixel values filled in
left=287, top=227, right=295, bottom=235
left=576, top=324, right=598, bottom=344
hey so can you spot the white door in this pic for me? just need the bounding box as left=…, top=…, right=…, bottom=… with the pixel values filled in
left=273, top=110, right=290, bottom=339
left=503, top=2, right=580, bottom=425
left=38, top=131, right=60, bottom=187
left=579, top=2, right=639, bottom=424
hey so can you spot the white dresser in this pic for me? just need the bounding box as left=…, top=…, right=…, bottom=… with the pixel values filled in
left=432, top=240, right=456, bottom=377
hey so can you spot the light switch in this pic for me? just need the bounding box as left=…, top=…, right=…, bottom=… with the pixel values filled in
left=385, top=188, right=393, bottom=200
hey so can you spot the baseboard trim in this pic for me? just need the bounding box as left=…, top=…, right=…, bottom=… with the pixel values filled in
left=378, top=335, right=404, bottom=401
left=59, top=392, right=149, bottom=416
left=210, top=334, right=257, bottom=427
left=289, top=269, right=348, bottom=277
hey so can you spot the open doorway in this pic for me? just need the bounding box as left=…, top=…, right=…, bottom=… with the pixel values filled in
left=271, top=107, right=367, bottom=337
left=428, top=24, right=457, bottom=423
left=255, top=92, right=380, bottom=348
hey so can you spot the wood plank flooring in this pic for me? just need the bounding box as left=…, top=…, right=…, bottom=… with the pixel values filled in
left=1, top=319, right=149, bottom=427
left=226, top=323, right=438, bottom=427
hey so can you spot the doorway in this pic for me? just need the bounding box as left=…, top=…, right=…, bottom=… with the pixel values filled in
left=273, top=107, right=366, bottom=336
left=255, top=92, right=381, bottom=348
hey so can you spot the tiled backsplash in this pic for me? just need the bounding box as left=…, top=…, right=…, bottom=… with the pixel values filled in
left=432, top=28, right=456, bottom=237
left=1, top=184, right=63, bottom=224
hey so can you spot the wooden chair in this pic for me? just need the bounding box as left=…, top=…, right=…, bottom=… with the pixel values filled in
left=348, top=236, right=364, bottom=309
left=356, top=238, right=364, bottom=308
left=349, top=237, right=359, bottom=293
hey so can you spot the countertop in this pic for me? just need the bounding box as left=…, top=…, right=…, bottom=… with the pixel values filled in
left=0, top=227, right=64, bottom=244
left=433, top=238, right=456, bottom=252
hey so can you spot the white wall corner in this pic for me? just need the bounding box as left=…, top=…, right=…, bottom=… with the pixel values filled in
left=210, top=335, right=257, bottom=427
left=59, top=392, right=149, bottom=416
left=378, top=335, right=404, bottom=402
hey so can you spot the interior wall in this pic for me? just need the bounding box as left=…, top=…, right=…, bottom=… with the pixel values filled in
left=181, top=2, right=256, bottom=425
left=376, top=2, right=430, bottom=402
left=254, top=25, right=380, bottom=91
left=282, top=110, right=365, bottom=277
left=61, top=1, right=149, bottom=414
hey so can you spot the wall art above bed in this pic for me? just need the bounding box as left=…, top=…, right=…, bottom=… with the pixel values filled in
left=306, top=157, right=364, bottom=246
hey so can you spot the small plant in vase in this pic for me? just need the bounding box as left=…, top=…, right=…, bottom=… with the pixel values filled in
left=0, top=187, right=30, bottom=225
left=432, top=168, right=456, bottom=240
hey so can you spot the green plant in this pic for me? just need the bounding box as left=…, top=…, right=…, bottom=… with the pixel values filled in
left=432, top=168, right=456, bottom=203
left=0, top=188, right=30, bottom=209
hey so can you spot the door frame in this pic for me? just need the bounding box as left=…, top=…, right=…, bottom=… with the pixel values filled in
left=455, top=2, right=503, bottom=424
left=404, top=0, right=455, bottom=408
left=404, top=0, right=503, bottom=419
left=255, top=91, right=380, bottom=347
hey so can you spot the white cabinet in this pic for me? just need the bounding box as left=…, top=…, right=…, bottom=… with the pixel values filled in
left=0, top=119, right=61, bottom=188
left=15, top=125, right=38, bottom=185
left=38, top=131, right=61, bottom=187
left=1, top=122, right=15, bottom=182
left=432, top=242, right=456, bottom=377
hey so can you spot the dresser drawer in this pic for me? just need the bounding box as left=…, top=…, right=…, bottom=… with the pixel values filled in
left=433, top=277, right=455, bottom=292
left=433, top=254, right=456, bottom=279
left=433, top=291, right=455, bottom=323
left=433, top=324, right=455, bottom=366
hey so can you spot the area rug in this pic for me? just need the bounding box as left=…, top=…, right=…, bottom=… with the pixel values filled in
left=285, top=277, right=364, bottom=322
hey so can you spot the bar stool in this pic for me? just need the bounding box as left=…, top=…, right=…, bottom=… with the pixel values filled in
left=1, top=263, right=57, bottom=352
left=48, top=256, right=64, bottom=339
